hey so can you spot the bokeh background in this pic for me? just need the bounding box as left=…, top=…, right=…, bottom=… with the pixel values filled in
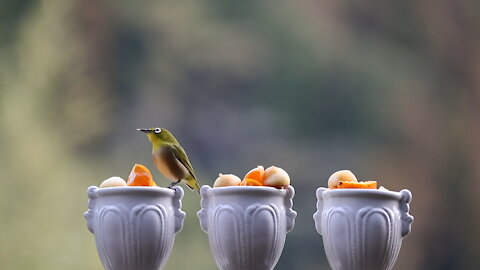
left=1, top=0, right=480, bottom=269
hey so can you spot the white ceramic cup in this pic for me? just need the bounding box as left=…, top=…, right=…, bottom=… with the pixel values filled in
left=313, top=188, right=414, bottom=270
left=84, top=186, right=186, bottom=270
left=197, top=185, right=297, bottom=270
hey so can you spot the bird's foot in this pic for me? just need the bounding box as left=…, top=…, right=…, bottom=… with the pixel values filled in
left=168, top=180, right=181, bottom=189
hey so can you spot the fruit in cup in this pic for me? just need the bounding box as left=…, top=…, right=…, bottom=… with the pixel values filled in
left=327, top=170, right=378, bottom=189
left=100, top=176, right=127, bottom=188
left=264, top=166, right=290, bottom=187
left=238, top=178, right=263, bottom=186
left=212, top=165, right=290, bottom=189
left=327, top=170, right=357, bottom=188
left=338, top=180, right=377, bottom=189
left=127, top=164, right=158, bottom=186
left=213, top=173, right=242, bottom=187
left=243, top=166, right=265, bottom=184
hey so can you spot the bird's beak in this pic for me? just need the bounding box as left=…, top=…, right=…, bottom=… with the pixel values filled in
left=137, top=128, right=150, bottom=133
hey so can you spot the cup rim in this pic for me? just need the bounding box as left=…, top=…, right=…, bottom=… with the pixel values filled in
left=322, top=188, right=402, bottom=200
left=93, top=186, right=176, bottom=197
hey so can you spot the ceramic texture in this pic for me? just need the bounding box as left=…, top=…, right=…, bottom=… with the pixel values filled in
left=313, top=188, right=414, bottom=270
left=84, top=186, right=186, bottom=270
left=197, top=185, right=297, bottom=270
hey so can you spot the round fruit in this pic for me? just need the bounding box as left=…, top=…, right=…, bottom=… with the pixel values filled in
left=264, top=166, right=290, bottom=187
left=213, top=173, right=242, bottom=187
left=328, top=170, right=357, bottom=188
left=100, top=176, right=127, bottom=188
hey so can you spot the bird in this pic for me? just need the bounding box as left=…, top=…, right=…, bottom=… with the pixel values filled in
left=137, top=127, right=200, bottom=192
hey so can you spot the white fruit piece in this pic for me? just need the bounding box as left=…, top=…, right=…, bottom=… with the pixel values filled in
left=213, top=173, right=242, bottom=187
left=328, top=170, right=357, bottom=188
left=100, top=176, right=128, bottom=188
left=264, top=166, right=290, bottom=187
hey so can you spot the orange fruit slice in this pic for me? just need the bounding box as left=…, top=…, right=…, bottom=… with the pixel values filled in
left=243, top=166, right=265, bottom=184
left=338, top=181, right=377, bottom=189
left=127, top=164, right=158, bottom=186
left=238, top=178, right=263, bottom=186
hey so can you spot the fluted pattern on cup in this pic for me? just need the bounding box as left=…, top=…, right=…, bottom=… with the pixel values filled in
left=198, top=185, right=297, bottom=270
left=313, top=188, right=414, bottom=270
left=84, top=186, right=185, bottom=270
left=323, top=206, right=401, bottom=270
left=211, top=203, right=282, bottom=270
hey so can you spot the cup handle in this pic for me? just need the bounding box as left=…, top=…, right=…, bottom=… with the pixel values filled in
left=284, top=185, right=297, bottom=233
left=313, top=187, right=327, bottom=235
left=197, top=185, right=211, bottom=233
left=172, top=186, right=186, bottom=234
left=399, top=189, right=414, bottom=237
left=84, top=186, right=98, bottom=233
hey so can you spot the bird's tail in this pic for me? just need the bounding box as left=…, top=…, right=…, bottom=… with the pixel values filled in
left=185, top=175, right=200, bottom=193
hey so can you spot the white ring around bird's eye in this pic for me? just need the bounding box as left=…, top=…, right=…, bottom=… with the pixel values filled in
left=154, top=128, right=161, bottom=134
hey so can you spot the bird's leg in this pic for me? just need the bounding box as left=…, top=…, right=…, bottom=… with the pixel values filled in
left=168, top=179, right=182, bottom=189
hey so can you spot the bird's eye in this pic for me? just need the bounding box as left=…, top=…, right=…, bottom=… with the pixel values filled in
left=154, top=128, right=161, bottom=134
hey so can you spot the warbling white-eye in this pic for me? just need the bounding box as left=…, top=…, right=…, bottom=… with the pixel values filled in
left=138, top=127, right=200, bottom=192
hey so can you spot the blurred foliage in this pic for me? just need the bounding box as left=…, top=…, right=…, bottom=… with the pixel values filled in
left=1, top=0, right=480, bottom=269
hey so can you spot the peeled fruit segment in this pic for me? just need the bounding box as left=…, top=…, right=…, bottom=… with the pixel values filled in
left=338, top=181, right=377, bottom=189
left=243, top=166, right=265, bottom=184
left=213, top=173, right=242, bottom=187
left=328, top=170, right=357, bottom=188
left=100, top=176, right=127, bottom=188
left=127, top=164, right=158, bottom=186
left=238, top=178, right=263, bottom=186
left=264, top=166, right=290, bottom=187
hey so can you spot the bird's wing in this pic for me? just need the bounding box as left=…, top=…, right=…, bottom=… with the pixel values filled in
left=171, top=144, right=197, bottom=180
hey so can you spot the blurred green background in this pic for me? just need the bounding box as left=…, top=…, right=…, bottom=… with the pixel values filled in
left=1, top=0, right=480, bottom=269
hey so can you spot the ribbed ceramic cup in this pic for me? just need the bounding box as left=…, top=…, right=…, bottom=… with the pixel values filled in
left=197, top=185, right=297, bottom=270
left=313, top=188, right=414, bottom=270
left=84, top=186, right=186, bottom=270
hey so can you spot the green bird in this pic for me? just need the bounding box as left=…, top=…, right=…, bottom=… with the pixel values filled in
left=138, top=127, right=200, bottom=192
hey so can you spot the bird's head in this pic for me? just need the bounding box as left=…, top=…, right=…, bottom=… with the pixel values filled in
left=137, top=127, right=176, bottom=144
